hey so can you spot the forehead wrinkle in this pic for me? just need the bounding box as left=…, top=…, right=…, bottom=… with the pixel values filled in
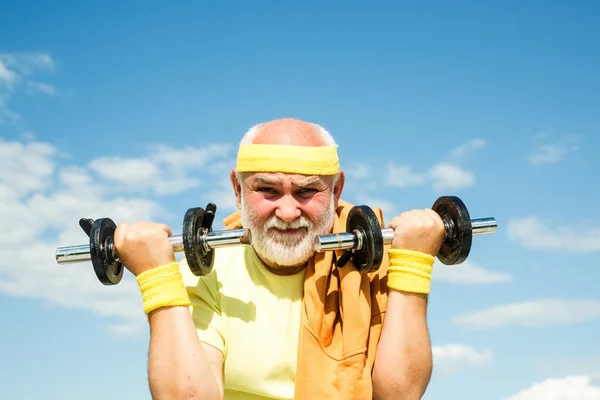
left=253, top=174, right=277, bottom=185
left=294, top=176, right=323, bottom=187
left=251, top=173, right=325, bottom=187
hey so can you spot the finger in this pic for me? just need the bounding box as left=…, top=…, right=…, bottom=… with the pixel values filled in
left=423, top=208, right=446, bottom=238
left=388, top=213, right=409, bottom=229
left=158, top=223, right=173, bottom=237
left=391, top=210, right=424, bottom=228
left=423, top=208, right=443, bottom=224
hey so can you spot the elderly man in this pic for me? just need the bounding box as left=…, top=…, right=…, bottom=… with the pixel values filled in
left=114, top=118, right=445, bottom=400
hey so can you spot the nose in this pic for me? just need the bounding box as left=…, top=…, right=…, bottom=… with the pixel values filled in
left=275, top=196, right=301, bottom=223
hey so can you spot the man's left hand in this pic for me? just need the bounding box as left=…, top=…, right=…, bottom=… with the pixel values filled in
left=388, top=209, right=446, bottom=257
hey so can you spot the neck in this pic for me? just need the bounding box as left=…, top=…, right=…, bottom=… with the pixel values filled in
left=256, top=252, right=308, bottom=276
left=264, top=263, right=307, bottom=276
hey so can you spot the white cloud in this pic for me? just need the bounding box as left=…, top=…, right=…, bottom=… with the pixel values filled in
left=0, top=175, right=156, bottom=335
left=0, top=52, right=56, bottom=120
left=353, top=194, right=399, bottom=218
left=528, top=133, right=580, bottom=166
left=429, top=139, right=486, bottom=191
left=0, top=138, right=58, bottom=198
left=0, top=52, right=56, bottom=74
left=87, top=143, right=233, bottom=196
left=0, top=61, right=17, bottom=88
left=507, top=216, right=600, bottom=253
left=529, top=144, right=572, bottom=165
left=89, top=156, right=160, bottom=185
left=205, top=175, right=239, bottom=212
left=432, top=344, right=493, bottom=374
left=385, top=163, right=427, bottom=188
left=450, top=138, right=487, bottom=159
left=504, top=374, right=600, bottom=400
left=0, top=136, right=239, bottom=336
left=344, top=162, right=372, bottom=179
left=428, top=162, right=476, bottom=191
left=148, top=143, right=231, bottom=170
left=26, top=81, right=56, bottom=96
left=382, top=139, right=484, bottom=192
left=432, top=260, right=512, bottom=284
left=452, top=299, right=600, bottom=330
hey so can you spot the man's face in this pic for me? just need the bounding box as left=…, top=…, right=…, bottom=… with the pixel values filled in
left=238, top=172, right=338, bottom=269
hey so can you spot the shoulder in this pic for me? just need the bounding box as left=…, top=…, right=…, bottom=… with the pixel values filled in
left=337, top=198, right=387, bottom=227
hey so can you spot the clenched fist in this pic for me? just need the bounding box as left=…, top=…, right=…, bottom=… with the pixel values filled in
left=113, top=222, right=176, bottom=276
left=388, top=209, right=446, bottom=257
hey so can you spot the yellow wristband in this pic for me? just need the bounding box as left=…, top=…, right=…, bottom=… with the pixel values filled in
left=387, top=249, right=435, bottom=294
left=136, top=262, right=191, bottom=315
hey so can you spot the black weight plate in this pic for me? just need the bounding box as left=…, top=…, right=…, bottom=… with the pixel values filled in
left=199, top=203, right=217, bottom=271
left=89, top=218, right=124, bottom=285
left=346, top=205, right=384, bottom=273
left=433, top=196, right=472, bottom=265
left=183, top=207, right=214, bottom=276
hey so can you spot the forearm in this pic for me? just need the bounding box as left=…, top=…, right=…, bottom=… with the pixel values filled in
left=372, top=290, right=432, bottom=400
left=372, top=248, right=435, bottom=399
left=148, top=306, right=222, bottom=400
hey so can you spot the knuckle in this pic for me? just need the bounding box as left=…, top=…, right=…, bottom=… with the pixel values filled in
left=113, top=224, right=127, bottom=242
left=126, top=225, right=148, bottom=242
left=438, top=222, right=446, bottom=235
left=388, top=216, right=401, bottom=228
left=424, top=220, right=436, bottom=230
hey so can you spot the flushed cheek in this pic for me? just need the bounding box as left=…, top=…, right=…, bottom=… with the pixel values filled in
left=243, top=194, right=278, bottom=220
left=301, top=197, right=332, bottom=222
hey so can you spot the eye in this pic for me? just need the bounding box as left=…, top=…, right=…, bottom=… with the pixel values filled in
left=257, top=187, right=277, bottom=194
left=296, top=188, right=318, bottom=197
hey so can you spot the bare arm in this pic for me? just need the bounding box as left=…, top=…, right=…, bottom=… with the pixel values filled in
left=372, top=290, right=432, bottom=400
left=112, top=222, right=224, bottom=399
left=370, top=208, right=443, bottom=398
left=147, top=305, right=224, bottom=400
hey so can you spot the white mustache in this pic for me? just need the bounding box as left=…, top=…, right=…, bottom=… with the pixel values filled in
left=264, top=217, right=312, bottom=231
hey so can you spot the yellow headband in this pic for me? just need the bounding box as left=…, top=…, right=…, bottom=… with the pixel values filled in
left=236, top=144, right=340, bottom=175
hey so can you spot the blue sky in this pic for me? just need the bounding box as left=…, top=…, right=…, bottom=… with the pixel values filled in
left=1, top=1, right=599, bottom=399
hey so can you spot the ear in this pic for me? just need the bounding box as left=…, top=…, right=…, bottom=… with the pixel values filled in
left=230, top=168, right=242, bottom=209
left=333, top=170, right=345, bottom=206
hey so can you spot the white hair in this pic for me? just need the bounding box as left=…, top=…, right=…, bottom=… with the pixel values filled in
left=239, top=121, right=338, bottom=146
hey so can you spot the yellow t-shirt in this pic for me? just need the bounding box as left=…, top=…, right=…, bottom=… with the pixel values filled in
left=180, top=245, right=306, bottom=400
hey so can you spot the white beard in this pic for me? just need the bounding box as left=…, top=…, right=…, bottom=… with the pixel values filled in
left=241, top=196, right=335, bottom=268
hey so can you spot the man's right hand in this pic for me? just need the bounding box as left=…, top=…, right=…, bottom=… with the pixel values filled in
left=113, top=222, right=176, bottom=276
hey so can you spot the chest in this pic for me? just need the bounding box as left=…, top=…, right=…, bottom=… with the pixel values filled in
left=219, top=285, right=303, bottom=399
